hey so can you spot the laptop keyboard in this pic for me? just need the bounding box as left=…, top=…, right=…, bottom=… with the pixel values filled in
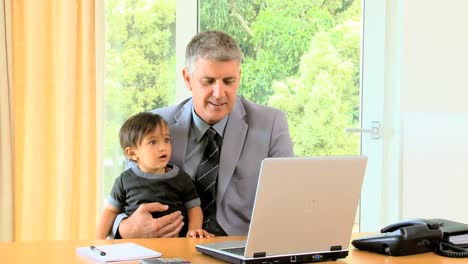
left=221, top=247, right=246, bottom=256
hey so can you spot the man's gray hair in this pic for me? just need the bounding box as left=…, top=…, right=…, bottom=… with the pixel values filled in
left=185, top=30, right=244, bottom=75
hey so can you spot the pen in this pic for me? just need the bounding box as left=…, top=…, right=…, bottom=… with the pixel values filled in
left=90, top=245, right=106, bottom=256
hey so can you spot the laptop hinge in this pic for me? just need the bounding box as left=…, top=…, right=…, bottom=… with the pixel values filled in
left=253, top=252, right=266, bottom=258
left=330, top=245, right=343, bottom=251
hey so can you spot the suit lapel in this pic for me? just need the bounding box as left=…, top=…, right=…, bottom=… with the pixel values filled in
left=170, top=101, right=192, bottom=171
left=217, top=97, right=248, bottom=203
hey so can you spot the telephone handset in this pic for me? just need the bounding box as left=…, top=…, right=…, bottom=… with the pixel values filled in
left=380, top=219, right=441, bottom=233
left=352, top=219, right=468, bottom=257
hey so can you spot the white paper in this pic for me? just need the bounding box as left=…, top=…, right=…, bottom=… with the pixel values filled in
left=76, top=242, right=162, bottom=263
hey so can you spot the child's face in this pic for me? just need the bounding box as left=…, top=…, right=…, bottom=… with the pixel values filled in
left=129, top=126, right=171, bottom=174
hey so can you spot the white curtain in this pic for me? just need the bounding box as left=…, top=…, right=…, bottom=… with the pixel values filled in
left=7, top=0, right=100, bottom=241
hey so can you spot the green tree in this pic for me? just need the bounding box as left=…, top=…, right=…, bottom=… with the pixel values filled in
left=200, top=0, right=357, bottom=104
left=200, top=0, right=361, bottom=155
left=241, top=0, right=336, bottom=103
left=268, top=14, right=361, bottom=156
left=104, top=0, right=176, bottom=195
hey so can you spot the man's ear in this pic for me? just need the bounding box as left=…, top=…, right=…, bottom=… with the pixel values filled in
left=182, top=67, right=192, bottom=91
left=124, top=147, right=138, bottom=161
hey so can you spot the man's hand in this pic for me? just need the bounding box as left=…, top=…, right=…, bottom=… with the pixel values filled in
left=118, top=203, right=184, bottom=238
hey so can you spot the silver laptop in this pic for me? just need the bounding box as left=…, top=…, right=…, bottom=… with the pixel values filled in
left=196, top=156, right=367, bottom=264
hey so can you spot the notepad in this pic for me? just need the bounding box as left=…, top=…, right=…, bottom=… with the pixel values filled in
left=76, top=242, right=162, bottom=263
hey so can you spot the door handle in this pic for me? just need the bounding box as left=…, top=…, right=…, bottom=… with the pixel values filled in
left=345, top=121, right=381, bottom=139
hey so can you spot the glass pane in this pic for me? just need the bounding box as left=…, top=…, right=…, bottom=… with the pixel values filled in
left=200, top=0, right=362, bottom=230
left=103, top=0, right=176, bottom=201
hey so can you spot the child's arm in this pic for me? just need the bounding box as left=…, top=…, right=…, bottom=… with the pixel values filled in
left=186, top=206, right=214, bottom=238
left=96, top=204, right=121, bottom=239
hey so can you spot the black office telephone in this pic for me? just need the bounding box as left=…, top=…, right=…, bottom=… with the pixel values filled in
left=352, top=218, right=468, bottom=258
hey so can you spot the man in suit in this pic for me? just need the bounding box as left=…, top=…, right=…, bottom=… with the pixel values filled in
left=111, top=30, right=294, bottom=238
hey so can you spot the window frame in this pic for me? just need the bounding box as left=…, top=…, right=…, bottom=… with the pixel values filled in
left=98, top=0, right=392, bottom=232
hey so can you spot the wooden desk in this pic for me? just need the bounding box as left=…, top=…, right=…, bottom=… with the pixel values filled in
left=0, top=234, right=465, bottom=264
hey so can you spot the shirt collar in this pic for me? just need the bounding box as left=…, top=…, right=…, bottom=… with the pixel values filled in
left=191, top=106, right=228, bottom=143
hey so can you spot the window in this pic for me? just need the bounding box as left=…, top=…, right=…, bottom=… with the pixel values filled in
left=199, top=0, right=362, bottom=157
left=102, top=0, right=363, bottom=230
left=103, top=0, right=176, bottom=198
left=198, top=0, right=362, bottom=231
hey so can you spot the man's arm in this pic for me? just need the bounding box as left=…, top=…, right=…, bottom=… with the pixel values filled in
left=269, top=109, right=294, bottom=157
left=108, top=202, right=184, bottom=239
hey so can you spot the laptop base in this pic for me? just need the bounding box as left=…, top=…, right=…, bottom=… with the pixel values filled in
left=196, top=245, right=348, bottom=264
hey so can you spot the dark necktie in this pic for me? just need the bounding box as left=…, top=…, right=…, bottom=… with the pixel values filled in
left=195, top=127, right=226, bottom=235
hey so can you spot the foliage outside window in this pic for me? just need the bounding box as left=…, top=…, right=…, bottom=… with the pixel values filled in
left=200, top=0, right=362, bottom=156
left=104, top=0, right=176, bottom=196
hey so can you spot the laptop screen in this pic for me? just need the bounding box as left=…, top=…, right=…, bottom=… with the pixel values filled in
left=244, top=156, right=367, bottom=257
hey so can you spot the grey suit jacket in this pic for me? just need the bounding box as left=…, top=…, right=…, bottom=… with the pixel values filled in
left=153, top=96, right=294, bottom=235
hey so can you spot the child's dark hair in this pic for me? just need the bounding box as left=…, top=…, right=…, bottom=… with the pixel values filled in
left=119, top=112, right=169, bottom=151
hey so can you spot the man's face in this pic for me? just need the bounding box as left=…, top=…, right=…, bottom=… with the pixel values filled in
left=183, top=58, right=241, bottom=125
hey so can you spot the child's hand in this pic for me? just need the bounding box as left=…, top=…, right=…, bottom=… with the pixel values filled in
left=186, top=228, right=214, bottom=238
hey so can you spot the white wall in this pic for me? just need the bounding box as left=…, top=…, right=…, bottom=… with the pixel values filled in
left=398, top=0, right=468, bottom=222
